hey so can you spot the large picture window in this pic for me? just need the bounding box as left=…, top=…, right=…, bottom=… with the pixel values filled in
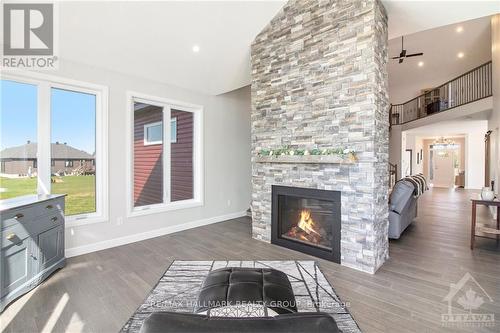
left=127, top=93, right=202, bottom=216
left=0, top=74, right=108, bottom=226
left=51, top=88, right=97, bottom=217
left=0, top=80, right=38, bottom=199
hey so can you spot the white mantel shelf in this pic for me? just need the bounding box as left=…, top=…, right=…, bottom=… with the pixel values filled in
left=254, top=155, right=357, bottom=164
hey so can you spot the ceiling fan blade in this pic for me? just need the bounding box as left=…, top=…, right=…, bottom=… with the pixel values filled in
left=392, top=56, right=403, bottom=59
left=406, top=53, right=424, bottom=57
left=399, top=58, right=403, bottom=64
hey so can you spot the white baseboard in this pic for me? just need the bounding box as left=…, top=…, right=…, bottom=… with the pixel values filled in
left=65, top=211, right=247, bottom=258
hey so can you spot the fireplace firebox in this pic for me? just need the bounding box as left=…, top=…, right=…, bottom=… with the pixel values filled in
left=271, top=185, right=341, bottom=263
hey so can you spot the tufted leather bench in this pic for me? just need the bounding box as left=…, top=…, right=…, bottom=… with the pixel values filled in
left=195, top=267, right=297, bottom=315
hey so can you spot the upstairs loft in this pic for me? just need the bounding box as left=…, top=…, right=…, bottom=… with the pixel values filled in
left=390, top=61, right=492, bottom=126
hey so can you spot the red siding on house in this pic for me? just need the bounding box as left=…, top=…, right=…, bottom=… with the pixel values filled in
left=133, top=106, right=194, bottom=207
left=134, top=106, right=163, bottom=207
left=171, top=109, right=193, bottom=202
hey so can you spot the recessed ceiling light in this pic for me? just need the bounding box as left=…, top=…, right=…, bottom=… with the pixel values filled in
left=457, top=52, right=464, bottom=58
left=192, top=45, right=200, bottom=53
left=418, top=61, right=424, bottom=67
left=456, top=26, right=463, bottom=33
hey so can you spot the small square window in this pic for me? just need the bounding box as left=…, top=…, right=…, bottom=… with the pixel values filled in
left=65, top=160, right=74, bottom=167
left=144, top=122, right=163, bottom=145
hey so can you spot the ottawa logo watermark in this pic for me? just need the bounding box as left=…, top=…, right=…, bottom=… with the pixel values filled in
left=441, top=272, right=495, bottom=328
left=2, top=2, right=58, bottom=70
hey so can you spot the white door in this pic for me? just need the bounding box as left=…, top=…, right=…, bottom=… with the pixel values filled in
left=432, top=150, right=454, bottom=188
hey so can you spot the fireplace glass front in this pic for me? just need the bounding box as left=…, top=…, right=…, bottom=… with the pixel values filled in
left=271, top=186, right=341, bottom=263
left=278, top=196, right=334, bottom=251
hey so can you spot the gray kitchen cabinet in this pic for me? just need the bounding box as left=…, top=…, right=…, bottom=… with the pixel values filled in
left=1, top=237, right=32, bottom=299
left=0, top=194, right=66, bottom=312
left=37, top=225, right=64, bottom=271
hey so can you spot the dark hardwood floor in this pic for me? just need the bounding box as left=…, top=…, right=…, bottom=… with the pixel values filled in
left=1, top=188, right=499, bottom=332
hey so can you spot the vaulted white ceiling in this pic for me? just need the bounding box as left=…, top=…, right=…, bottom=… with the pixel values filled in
left=53, top=1, right=500, bottom=95
left=388, top=15, right=492, bottom=103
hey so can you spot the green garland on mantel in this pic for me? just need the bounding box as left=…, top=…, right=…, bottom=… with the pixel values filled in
left=257, top=146, right=357, bottom=160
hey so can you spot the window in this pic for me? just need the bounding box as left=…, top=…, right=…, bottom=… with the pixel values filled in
left=0, top=80, right=38, bottom=198
left=171, top=117, right=177, bottom=143
left=128, top=92, right=202, bottom=215
left=144, top=122, right=163, bottom=145
left=1, top=74, right=108, bottom=226
left=51, top=88, right=97, bottom=216
left=143, top=119, right=177, bottom=145
left=170, top=110, right=193, bottom=202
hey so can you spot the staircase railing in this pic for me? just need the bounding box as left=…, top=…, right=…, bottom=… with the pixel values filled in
left=390, top=61, right=492, bottom=126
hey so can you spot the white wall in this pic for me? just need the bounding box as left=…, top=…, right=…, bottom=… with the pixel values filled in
left=465, top=129, right=486, bottom=189
left=404, top=134, right=423, bottom=176
left=489, top=14, right=500, bottom=194
left=21, top=59, right=252, bottom=255
left=389, top=126, right=403, bottom=179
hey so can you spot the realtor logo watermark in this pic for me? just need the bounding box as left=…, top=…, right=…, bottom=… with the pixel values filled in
left=2, top=2, right=58, bottom=69
left=442, top=272, right=495, bottom=328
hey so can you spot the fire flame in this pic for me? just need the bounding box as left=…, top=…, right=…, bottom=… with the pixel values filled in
left=297, top=209, right=321, bottom=236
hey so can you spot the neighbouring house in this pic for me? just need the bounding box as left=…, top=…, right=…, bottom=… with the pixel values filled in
left=0, top=141, right=95, bottom=176
left=133, top=103, right=194, bottom=207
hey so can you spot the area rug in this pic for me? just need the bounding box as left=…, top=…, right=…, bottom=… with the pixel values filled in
left=121, top=260, right=361, bottom=333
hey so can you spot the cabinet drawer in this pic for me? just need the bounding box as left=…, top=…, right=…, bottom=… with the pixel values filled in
left=1, top=206, right=39, bottom=229
left=1, top=223, right=30, bottom=249
left=32, top=198, right=65, bottom=218
left=28, top=211, right=64, bottom=236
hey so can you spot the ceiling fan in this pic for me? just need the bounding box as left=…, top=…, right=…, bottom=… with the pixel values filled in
left=392, top=36, right=423, bottom=64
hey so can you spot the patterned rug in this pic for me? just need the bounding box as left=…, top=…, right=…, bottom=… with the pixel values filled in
left=121, top=260, right=361, bottom=333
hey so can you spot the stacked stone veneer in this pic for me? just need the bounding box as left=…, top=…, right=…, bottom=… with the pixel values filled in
left=251, top=0, right=389, bottom=274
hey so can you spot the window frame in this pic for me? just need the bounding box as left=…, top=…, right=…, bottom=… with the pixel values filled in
left=2, top=72, right=109, bottom=227
left=143, top=121, right=163, bottom=146
left=126, top=91, right=203, bottom=218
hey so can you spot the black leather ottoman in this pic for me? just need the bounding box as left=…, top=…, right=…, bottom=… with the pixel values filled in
left=195, top=267, right=297, bottom=316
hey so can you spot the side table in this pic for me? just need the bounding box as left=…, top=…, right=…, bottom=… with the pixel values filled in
left=470, top=197, right=500, bottom=250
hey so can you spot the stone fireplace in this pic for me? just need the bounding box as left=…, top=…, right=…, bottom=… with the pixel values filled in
left=251, top=0, right=390, bottom=274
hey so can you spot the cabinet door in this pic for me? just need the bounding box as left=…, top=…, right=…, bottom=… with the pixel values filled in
left=37, top=225, right=64, bottom=271
left=1, top=239, right=32, bottom=298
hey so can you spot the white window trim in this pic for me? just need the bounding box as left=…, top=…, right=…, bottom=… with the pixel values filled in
left=2, top=72, right=109, bottom=227
left=125, top=91, right=204, bottom=218
left=143, top=121, right=163, bottom=146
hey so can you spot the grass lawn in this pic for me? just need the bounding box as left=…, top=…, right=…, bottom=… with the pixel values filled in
left=0, top=175, right=96, bottom=216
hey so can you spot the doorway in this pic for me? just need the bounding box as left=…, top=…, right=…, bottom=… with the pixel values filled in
left=429, top=142, right=460, bottom=188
